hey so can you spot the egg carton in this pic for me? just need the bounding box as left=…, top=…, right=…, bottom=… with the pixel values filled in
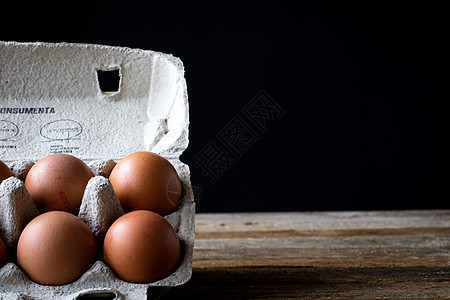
left=0, top=41, right=195, bottom=299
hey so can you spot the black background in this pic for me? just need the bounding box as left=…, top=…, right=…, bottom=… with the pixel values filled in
left=1, top=1, right=449, bottom=212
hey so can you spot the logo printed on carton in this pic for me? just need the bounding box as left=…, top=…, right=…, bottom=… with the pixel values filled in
left=40, top=119, right=82, bottom=141
left=0, top=120, right=19, bottom=141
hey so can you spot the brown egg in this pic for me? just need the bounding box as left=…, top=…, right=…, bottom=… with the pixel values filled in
left=25, top=154, right=94, bottom=214
left=109, top=151, right=182, bottom=215
left=103, top=210, right=180, bottom=283
left=0, top=159, right=13, bottom=184
left=17, top=211, right=96, bottom=285
left=0, top=236, right=7, bottom=268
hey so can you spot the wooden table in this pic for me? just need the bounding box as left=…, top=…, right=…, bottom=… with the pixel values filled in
left=164, top=210, right=450, bottom=299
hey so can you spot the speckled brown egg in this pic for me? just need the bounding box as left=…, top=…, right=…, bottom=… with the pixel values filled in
left=109, top=151, right=182, bottom=215
left=24, top=154, right=94, bottom=214
left=0, top=236, right=7, bottom=268
left=16, top=211, right=96, bottom=285
left=103, top=210, right=180, bottom=283
left=0, top=160, right=13, bottom=184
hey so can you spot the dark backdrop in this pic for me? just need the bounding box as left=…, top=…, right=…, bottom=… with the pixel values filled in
left=1, top=1, right=449, bottom=212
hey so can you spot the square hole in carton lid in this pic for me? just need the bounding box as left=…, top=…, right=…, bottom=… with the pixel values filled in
left=97, top=69, right=121, bottom=95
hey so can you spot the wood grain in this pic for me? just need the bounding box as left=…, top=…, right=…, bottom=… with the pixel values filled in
left=164, top=210, right=450, bottom=299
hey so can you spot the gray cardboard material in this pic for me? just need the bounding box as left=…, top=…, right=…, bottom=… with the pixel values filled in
left=0, top=41, right=195, bottom=299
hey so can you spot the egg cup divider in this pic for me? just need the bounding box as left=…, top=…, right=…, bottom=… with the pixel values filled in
left=0, top=41, right=195, bottom=299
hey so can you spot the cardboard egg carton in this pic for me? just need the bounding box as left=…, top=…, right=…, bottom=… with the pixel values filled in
left=0, top=41, right=195, bottom=299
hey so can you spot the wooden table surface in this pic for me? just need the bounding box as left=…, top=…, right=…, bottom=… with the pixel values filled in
left=164, top=210, right=450, bottom=299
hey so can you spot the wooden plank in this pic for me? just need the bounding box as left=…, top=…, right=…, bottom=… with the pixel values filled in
left=195, top=227, right=450, bottom=239
left=195, top=210, right=450, bottom=232
left=164, top=211, right=450, bottom=299
left=165, top=266, right=449, bottom=299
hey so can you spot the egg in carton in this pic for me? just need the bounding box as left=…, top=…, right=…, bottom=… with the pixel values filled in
left=0, top=41, right=195, bottom=299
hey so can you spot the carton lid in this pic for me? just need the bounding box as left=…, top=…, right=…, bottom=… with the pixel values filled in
left=0, top=41, right=189, bottom=162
